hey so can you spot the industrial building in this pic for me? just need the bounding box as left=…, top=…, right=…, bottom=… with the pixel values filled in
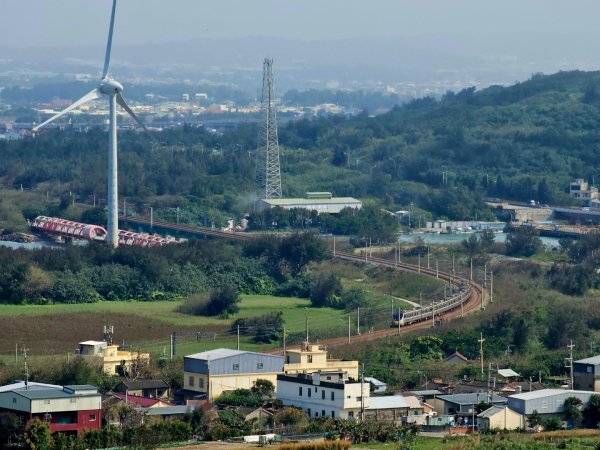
left=255, top=192, right=362, bottom=214
left=183, top=349, right=284, bottom=401
left=507, top=389, right=597, bottom=416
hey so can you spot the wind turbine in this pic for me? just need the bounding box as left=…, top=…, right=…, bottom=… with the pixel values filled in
left=33, top=0, right=153, bottom=248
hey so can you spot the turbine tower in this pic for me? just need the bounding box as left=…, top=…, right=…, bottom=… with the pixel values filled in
left=255, top=58, right=282, bottom=199
left=33, top=0, right=152, bottom=248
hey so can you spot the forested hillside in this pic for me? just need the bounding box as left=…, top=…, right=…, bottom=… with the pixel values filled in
left=3, top=70, right=600, bottom=227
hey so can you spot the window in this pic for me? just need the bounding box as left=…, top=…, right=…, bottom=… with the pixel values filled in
left=12, top=398, right=16, bottom=404
left=89, top=414, right=96, bottom=421
left=44, top=400, right=51, bottom=405
left=189, top=376, right=194, bottom=387
left=356, top=397, right=362, bottom=402
left=286, top=356, right=290, bottom=363
left=588, top=366, right=593, bottom=373
left=348, top=411, right=354, bottom=419
left=315, top=411, right=319, bottom=417
left=331, top=411, right=335, bottom=419
left=307, top=355, right=313, bottom=363
left=322, top=390, right=325, bottom=399
left=299, top=387, right=303, bottom=396
left=331, top=392, right=335, bottom=401
left=70, top=398, right=77, bottom=404
left=307, top=408, right=311, bottom=416
left=233, top=364, right=239, bottom=370
left=308, top=389, right=312, bottom=398
left=326, top=376, right=332, bottom=380
left=257, top=362, right=264, bottom=369
left=199, top=378, right=204, bottom=389
left=322, top=410, right=325, bottom=417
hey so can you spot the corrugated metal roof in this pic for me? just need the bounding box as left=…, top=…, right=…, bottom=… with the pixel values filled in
left=261, top=198, right=361, bottom=206
left=438, top=393, right=507, bottom=405
left=497, top=369, right=520, bottom=378
left=575, top=355, right=600, bottom=365
left=478, top=405, right=509, bottom=418
left=185, top=349, right=246, bottom=360
left=0, top=382, right=61, bottom=392
left=364, top=377, right=386, bottom=387
left=408, top=390, right=442, bottom=396
left=79, top=340, right=107, bottom=346
left=367, top=395, right=422, bottom=410
left=509, top=388, right=594, bottom=400
left=142, top=405, right=192, bottom=416
left=118, top=380, right=169, bottom=390
left=14, top=388, right=99, bottom=400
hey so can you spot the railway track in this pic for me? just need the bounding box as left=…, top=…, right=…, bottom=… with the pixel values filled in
left=305, top=251, right=486, bottom=348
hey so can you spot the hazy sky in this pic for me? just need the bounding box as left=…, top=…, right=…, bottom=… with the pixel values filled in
left=2, top=0, right=600, bottom=47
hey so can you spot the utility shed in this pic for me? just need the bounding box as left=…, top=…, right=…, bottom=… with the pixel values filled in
left=478, top=406, right=524, bottom=431
left=508, top=389, right=597, bottom=416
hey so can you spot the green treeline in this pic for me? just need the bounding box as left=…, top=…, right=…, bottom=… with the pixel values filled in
left=0, top=233, right=327, bottom=304
left=5, top=71, right=600, bottom=228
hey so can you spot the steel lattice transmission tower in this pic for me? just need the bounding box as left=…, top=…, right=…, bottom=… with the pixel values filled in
left=255, top=58, right=282, bottom=199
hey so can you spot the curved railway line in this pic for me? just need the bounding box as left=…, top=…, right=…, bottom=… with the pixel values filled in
left=314, top=251, right=486, bottom=347
left=35, top=215, right=486, bottom=348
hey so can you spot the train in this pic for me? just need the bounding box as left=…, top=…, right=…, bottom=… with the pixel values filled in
left=391, top=285, right=471, bottom=327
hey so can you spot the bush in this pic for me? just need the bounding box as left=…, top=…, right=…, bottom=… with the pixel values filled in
left=310, top=272, right=342, bottom=307
left=206, top=285, right=240, bottom=317
left=177, top=294, right=210, bottom=316
left=231, top=312, right=284, bottom=343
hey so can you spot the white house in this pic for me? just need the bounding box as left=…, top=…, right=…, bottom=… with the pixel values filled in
left=276, top=371, right=368, bottom=420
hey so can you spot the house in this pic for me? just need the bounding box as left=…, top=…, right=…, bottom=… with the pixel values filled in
left=433, top=393, right=507, bottom=418
left=573, top=355, right=600, bottom=391
left=508, top=389, right=597, bottom=417
left=276, top=370, right=368, bottom=420
left=112, top=393, right=174, bottom=408
left=443, top=351, right=470, bottom=364
left=114, top=380, right=170, bottom=398
left=0, top=383, right=102, bottom=437
left=478, top=406, right=525, bottom=431
left=365, top=395, right=427, bottom=424
left=364, top=377, right=387, bottom=393
left=570, top=179, right=598, bottom=201
left=78, top=340, right=150, bottom=376
left=183, top=349, right=284, bottom=402
left=284, top=342, right=359, bottom=379
left=500, top=381, right=546, bottom=396
left=143, top=405, right=195, bottom=422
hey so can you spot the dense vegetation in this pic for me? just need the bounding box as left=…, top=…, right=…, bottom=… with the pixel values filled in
left=0, top=233, right=327, bottom=304
left=5, top=71, right=600, bottom=232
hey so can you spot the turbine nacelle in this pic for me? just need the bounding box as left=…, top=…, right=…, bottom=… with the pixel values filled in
left=99, top=79, right=123, bottom=95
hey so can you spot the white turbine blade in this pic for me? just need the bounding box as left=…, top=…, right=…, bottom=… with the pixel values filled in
left=102, top=0, right=117, bottom=79
left=116, top=93, right=157, bottom=141
left=33, top=88, right=101, bottom=131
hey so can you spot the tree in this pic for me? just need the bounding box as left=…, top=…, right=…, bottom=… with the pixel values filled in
left=277, top=232, right=328, bottom=275
left=462, top=233, right=482, bottom=257
left=584, top=394, right=600, bottom=428
left=21, top=419, right=53, bottom=450
left=563, top=396, right=583, bottom=428
left=527, top=410, right=543, bottom=429
left=309, top=272, right=342, bottom=307
left=206, top=285, right=240, bottom=318
left=505, top=227, right=543, bottom=257
left=340, top=286, right=368, bottom=311
left=252, top=379, right=275, bottom=397
left=0, top=411, right=20, bottom=445
left=272, top=407, right=309, bottom=429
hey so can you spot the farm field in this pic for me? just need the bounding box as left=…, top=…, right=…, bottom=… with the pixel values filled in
left=0, top=295, right=356, bottom=362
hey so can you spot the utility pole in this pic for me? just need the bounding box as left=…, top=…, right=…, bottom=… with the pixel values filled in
left=357, top=307, right=361, bottom=335
left=305, top=315, right=309, bottom=343
left=566, top=340, right=575, bottom=390
left=398, top=307, right=401, bottom=335
left=418, top=254, right=421, bottom=273
left=490, top=270, right=494, bottom=303
left=237, top=325, right=240, bottom=350
left=470, top=258, right=473, bottom=281
left=348, top=315, right=351, bottom=343
left=478, top=333, right=485, bottom=377
left=360, top=363, right=365, bottom=421
left=283, top=326, right=286, bottom=355
left=436, top=259, right=439, bottom=279
left=427, top=247, right=430, bottom=268
left=22, top=346, right=29, bottom=390
left=431, top=299, right=435, bottom=328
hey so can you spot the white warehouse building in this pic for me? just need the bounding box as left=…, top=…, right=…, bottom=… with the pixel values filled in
left=508, top=389, right=597, bottom=416
left=255, top=192, right=362, bottom=214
